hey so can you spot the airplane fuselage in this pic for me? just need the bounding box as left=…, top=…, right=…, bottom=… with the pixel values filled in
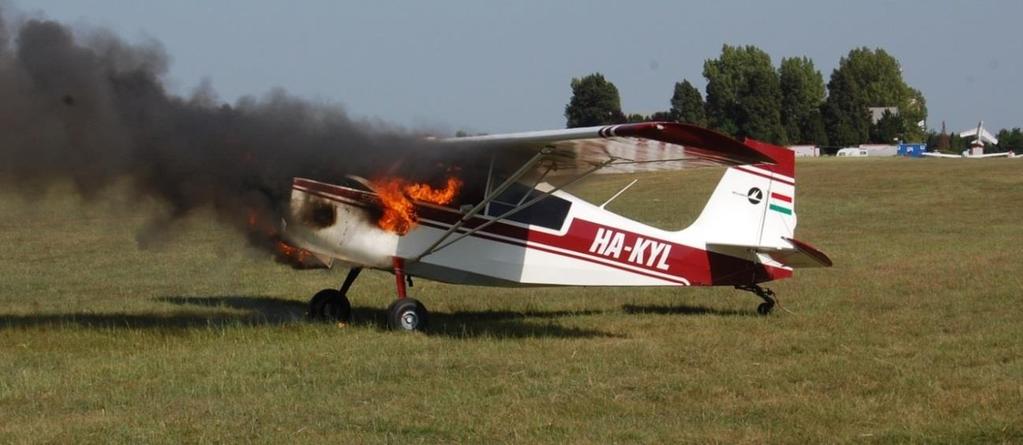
left=284, top=178, right=791, bottom=288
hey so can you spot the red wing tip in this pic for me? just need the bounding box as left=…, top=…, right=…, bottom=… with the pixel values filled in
left=743, top=138, right=795, bottom=178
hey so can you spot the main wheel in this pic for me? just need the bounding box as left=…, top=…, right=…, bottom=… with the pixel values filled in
left=308, top=289, right=352, bottom=322
left=756, top=301, right=774, bottom=316
left=386, top=298, right=428, bottom=332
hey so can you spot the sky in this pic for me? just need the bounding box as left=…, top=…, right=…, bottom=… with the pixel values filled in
left=8, top=0, right=1023, bottom=135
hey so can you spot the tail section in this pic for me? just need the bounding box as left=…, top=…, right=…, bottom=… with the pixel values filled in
left=686, top=138, right=796, bottom=249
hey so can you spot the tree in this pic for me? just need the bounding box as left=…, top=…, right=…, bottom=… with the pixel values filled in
left=823, top=48, right=928, bottom=146
left=948, top=133, right=967, bottom=152
left=626, top=113, right=649, bottom=123
left=668, top=79, right=706, bottom=126
left=703, top=45, right=786, bottom=143
left=936, top=122, right=951, bottom=151
left=779, top=57, right=827, bottom=145
left=925, top=129, right=954, bottom=152
left=822, top=61, right=870, bottom=147
left=870, top=110, right=905, bottom=143
left=925, top=130, right=940, bottom=151
left=996, top=128, right=1023, bottom=153
left=649, top=111, right=673, bottom=121
left=564, top=73, right=625, bottom=128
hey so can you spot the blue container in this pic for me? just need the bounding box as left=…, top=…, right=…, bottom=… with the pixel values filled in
left=898, top=143, right=927, bottom=157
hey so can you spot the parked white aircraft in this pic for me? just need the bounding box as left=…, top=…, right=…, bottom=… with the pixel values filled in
left=961, top=121, right=998, bottom=149
left=923, top=121, right=1013, bottom=159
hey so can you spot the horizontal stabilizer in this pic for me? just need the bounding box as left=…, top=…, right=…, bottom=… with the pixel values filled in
left=707, top=237, right=832, bottom=269
left=960, top=125, right=998, bottom=145
left=980, top=128, right=999, bottom=145
left=770, top=237, right=833, bottom=268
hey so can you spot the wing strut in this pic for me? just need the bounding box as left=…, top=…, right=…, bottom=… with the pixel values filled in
left=410, top=148, right=550, bottom=261
left=412, top=158, right=613, bottom=261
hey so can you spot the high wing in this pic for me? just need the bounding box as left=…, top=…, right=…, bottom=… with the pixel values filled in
left=435, top=122, right=774, bottom=174
left=966, top=152, right=1011, bottom=159
left=922, top=152, right=963, bottom=159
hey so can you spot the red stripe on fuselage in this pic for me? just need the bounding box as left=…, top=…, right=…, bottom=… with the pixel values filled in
left=770, top=192, right=792, bottom=203
left=292, top=179, right=791, bottom=285
left=415, top=220, right=691, bottom=285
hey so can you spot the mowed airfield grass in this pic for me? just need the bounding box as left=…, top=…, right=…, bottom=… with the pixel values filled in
left=1, top=157, right=1021, bottom=444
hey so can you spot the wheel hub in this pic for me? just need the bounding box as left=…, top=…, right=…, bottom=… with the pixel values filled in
left=400, top=311, right=418, bottom=330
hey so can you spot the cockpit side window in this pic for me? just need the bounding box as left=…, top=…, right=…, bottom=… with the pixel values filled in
left=485, top=182, right=572, bottom=230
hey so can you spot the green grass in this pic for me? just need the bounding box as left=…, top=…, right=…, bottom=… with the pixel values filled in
left=1, top=157, right=1022, bottom=444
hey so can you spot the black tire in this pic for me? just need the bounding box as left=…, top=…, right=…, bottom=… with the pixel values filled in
left=756, top=302, right=774, bottom=316
left=386, top=298, right=428, bottom=332
left=308, top=289, right=352, bottom=322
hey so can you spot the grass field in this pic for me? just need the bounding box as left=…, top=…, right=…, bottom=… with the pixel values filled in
left=1, top=157, right=1021, bottom=444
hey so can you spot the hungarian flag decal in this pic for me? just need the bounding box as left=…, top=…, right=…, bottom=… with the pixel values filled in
left=769, top=192, right=792, bottom=215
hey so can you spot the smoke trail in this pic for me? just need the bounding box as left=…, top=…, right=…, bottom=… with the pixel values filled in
left=0, top=10, right=462, bottom=253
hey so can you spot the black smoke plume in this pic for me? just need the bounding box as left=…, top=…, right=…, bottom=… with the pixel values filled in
left=0, top=10, right=467, bottom=255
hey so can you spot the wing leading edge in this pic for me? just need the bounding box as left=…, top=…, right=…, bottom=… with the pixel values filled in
left=436, top=122, right=777, bottom=174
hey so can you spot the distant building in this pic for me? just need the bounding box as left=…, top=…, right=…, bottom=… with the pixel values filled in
left=858, top=144, right=899, bottom=156
left=868, top=106, right=899, bottom=124
left=836, top=144, right=899, bottom=157
left=837, top=148, right=868, bottom=157
left=787, top=145, right=820, bottom=157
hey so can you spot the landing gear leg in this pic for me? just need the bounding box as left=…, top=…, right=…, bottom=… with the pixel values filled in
left=339, top=267, right=362, bottom=296
left=307, top=267, right=360, bottom=322
left=386, top=257, right=428, bottom=331
left=736, top=284, right=777, bottom=316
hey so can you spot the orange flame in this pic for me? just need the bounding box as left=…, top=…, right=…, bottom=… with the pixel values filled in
left=371, top=176, right=462, bottom=235
left=274, top=240, right=315, bottom=265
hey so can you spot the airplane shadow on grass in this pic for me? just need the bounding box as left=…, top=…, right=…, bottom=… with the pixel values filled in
left=0, top=296, right=306, bottom=332
left=0, top=296, right=615, bottom=339
left=621, top=304, right=753, bottom=317
left=0, top=296, right=753, bottom=339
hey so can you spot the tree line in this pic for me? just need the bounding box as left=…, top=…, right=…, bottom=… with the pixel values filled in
left=565, top=44, right=1016, bottom=152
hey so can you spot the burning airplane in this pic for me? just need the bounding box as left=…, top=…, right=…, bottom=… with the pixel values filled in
left=282, top=123, right=831, bottom=331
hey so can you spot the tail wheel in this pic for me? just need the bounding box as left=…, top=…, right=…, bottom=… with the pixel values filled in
left=308, top=289, right=352, bottom=322
left=736, top=284, right=777, bottom=316
left=386, top=298, right=428, bottom=332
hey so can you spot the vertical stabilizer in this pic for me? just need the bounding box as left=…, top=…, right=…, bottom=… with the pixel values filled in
left=686, top=139, right=796, bottom=249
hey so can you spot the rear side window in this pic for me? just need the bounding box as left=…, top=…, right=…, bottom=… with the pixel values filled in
left=486, top=183, right=571, bottom=230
